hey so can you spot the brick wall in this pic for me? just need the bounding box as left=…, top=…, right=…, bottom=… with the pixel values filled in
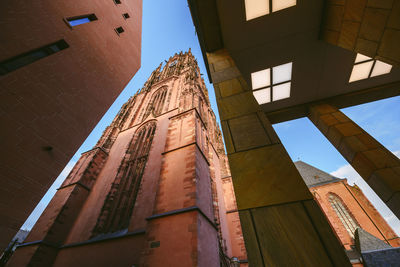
left=0, top=0, right=142, bottom=251
left=311, top=180, right=400, bottom=250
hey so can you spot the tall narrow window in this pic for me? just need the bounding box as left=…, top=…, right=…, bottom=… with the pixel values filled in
left=328, top=194, right=359, bottom=238
left=66, top=14, right=98, bottom=27
left=92, top=121, right=157, bottom=237
left=198, top=97, right=203, bottom=117
left=0, top=40, right=69, bottom=75
left=142, top=87, right=168, bottom=120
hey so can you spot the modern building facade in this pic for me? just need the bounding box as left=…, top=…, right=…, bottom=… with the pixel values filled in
left=0, top=0, right=142, bottom=251
left=295, top=161, right=400, bottom=265
left=188, top=0, right=400, bottom=265
left=7, top=51, right=247, bottom=266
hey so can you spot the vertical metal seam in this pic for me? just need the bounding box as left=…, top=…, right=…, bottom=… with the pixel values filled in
left=249, top=209, right=267, bottom=267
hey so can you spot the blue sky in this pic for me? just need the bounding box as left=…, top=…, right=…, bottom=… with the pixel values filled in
left=274, top=96, right=400, bottom=234
left=21, top=0, right=400, bottom=236
left=274, top=96, right=400, bottom=173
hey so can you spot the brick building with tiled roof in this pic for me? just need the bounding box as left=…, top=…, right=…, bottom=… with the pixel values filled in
left=295, top=161, right=400, bottom=266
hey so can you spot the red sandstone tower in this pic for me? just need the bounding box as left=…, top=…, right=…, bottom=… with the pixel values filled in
left=7, top=51, right=247, bottom=266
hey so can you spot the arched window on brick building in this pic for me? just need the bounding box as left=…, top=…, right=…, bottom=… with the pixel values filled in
left=142, top=87, right=168, bottom=121
left=328, top=193, right=359, bottom=238
left=92, top=121, right=157, bottom=237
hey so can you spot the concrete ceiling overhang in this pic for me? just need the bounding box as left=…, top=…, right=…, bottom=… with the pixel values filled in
left=188, top=0, right=400, bottom=123
left=187, top=0, right=223, bottom=80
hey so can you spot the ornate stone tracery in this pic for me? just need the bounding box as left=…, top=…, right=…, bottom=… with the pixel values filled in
left=328, top=193, right=359, bottom=238
left=92, top=121, right=157, bottom=236
left=142, top=87, right=168, bottom=121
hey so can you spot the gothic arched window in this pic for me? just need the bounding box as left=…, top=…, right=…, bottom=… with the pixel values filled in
left=92, top=121, right=157, bottom=237
left=142, top=87, right=168, bottom=120
left=328, top=193, right=359, bottom=238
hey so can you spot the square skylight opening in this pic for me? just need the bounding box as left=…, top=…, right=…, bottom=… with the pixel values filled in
left=370, top=60, right=392, bottom=77
left=245, top=0, right=269, bottom=21
left=272, top=82, right=291, bottom=101
left=272, top=62, right=292, bottom=84
left=251, top=68, right=270, bottom=89
left=272, top=0, right=296, bottom=12
left=349, top=53, right=393, bottom=82
left=251, top=61, right=293, bottom=104
left=253, top=88, right=271, bottom=104
left=349, top=61, right=374, bottom=82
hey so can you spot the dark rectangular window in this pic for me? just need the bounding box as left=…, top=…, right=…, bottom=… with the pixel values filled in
left=0, top=40, right=69, bottom=75
left=123, top=13, right=130, bottom=19
left=66, top=14, right=97, bottom=27
left=114, top=0, right=122, bottom=4
left=115, top=27, right=124, bottom=35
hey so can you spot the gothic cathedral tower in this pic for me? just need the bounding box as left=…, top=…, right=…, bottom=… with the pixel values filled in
left=7, top=50, right=247, bottom=267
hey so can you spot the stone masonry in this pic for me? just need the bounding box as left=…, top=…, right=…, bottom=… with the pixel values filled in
left=7, top=51, right=247, bottom=267
left=321, top=0, right=400, bottom=66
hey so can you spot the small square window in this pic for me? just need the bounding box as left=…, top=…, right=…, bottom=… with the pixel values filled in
left=114, top=0, right=122, bottom=4
left=123, top=13, right=130, bottom=19
left=115, top=27, right=124, bottom=35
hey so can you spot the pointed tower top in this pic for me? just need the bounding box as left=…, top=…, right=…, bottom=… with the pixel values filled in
left=355, top=228, right=392, bottom=252
left=294, top=161, right=342, bottom=188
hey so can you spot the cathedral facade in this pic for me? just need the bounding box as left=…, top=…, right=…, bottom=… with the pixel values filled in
left=7, top=51, right=247, bottom=266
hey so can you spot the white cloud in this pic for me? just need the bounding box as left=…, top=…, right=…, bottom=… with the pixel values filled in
left=21, top=160, right=76, bottom=231
left=330, top=151, right=400, bottom=236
